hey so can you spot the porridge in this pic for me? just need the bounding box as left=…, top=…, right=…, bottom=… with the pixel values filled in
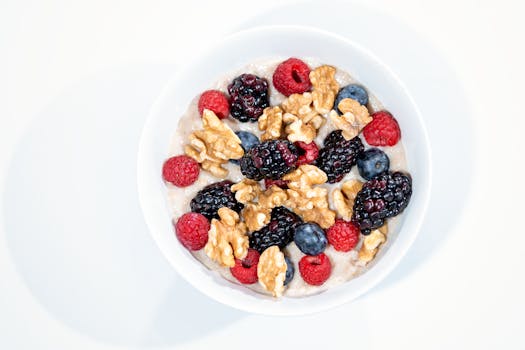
left=161, top=57, right=412, bottom=298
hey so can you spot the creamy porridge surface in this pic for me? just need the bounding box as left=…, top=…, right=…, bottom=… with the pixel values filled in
left=166, top=58, right=408, bottom=297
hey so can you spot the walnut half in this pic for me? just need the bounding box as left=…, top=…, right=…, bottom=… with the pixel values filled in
left=358, top=224, right=388, bottom=263
left=204, top=207, right=249, bottom=267
left=185, top=109, right=244, bottom=178
left=332, top=179, right=364, bottom=220
left=257, top=246, right=287, bottom=297
left=283, top=165, right=336, bottom=229
left=329, top=98, right=372, bottom=140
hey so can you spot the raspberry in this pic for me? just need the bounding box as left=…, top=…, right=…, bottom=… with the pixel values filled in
left=174, top=212, right=210, bottom=250
left=363, top=111, right=401, bottom=146
left=272, top=58, right=312, bottom=96
left=295, top=141, right=319, bottom=166
left=198, top=90, right=230, bottom=119
left=299, top=253, right=331, bottom=286
left=326, top=219, right=360, bottom=252
left=230, top=248, right=260, bottom=284
left=352, top=172, right=412, bottom=235
left=264, top=178, right=289, bottom=189
left=162, top=155, right=200, bottom=187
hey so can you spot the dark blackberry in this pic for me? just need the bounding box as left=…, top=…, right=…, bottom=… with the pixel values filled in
left=249, top=207, right=303, bottom=253
left=240, top=140, right=299, bottom=180
left=315, top=130, right=364, bottom=183
left=228, top=74, right=270, bottom=122
left=190, top=180, right=243, bottom=220
left=352, top=172, right=412, bottom=235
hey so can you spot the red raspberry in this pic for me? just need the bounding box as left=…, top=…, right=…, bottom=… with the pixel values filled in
left=326, top=219, right=360, bottom=252
left=174, top=212, right=210, bottom=250
left=299, top=253, right=331, bottom=286
left=295, top=141, right=319, bottom=166
left=230, top=248, right=260, bottom=284
left=363, top=111, right=401, bottom=146
left=162, top=155, right=200, bottom=187
left=272, top=58, right=312, bottom=96
left=264, top=178, right=289, bottom=189
left=198, top=90, right=230, bottom=119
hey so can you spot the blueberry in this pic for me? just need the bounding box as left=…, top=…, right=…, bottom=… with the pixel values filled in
left=284, top=256, right=294, bottom=285
left=294, top=223, right=327, bottom=255
left=335, top=84, right=369, bottom=112
left=231, top=131, right=260, bottom=164
left=357, top=148, right=390, bottom=180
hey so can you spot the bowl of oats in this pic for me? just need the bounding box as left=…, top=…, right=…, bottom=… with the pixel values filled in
left=138, top=25, right=431, bottom=315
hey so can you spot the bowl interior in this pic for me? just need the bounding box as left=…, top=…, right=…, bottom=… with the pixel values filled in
left=137, top=25, right=431, bottom=315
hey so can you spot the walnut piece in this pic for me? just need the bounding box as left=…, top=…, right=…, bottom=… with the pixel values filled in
left=281, top=93, right=325, bottom=144
left=284, top=164, right=327, bottom=190
left=257, top=246, right=287, bottom=297
left=309, top=65, right=339, bottom=114
left=204, top=207, right=248, bottom=267
left=243, top=204, right=271, bottom=232
left=283, top=113, right=317, bottom=143
left=258, top=106, right=284, bottom=141
left=332, top=179, right=364, bottom=220
left=231, top=181, right=288, bottom=232
left=358, top=224, right=388, bottom=263
left=283, top=165, right=336, bottom=229
left=185, top=109, right=244, bottom=178
left=231, top=179, right=261, bottom=204
left=329, top=98, right=372, bottom=140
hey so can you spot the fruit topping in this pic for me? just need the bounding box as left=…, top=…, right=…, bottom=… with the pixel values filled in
left=190, top=180, right=243, bottom=220
left=228, top=74, right=269, bottom=122
left=162, top=155, right=200, bottom=187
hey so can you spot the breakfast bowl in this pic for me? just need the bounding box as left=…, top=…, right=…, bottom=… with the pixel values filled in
left=137, top=25, right=431, bottom=315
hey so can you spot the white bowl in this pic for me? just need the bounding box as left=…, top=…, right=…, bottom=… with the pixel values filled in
left=137, top=25, right=432, bottom=315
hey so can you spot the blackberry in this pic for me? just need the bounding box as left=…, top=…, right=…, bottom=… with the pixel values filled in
left=228, top=74, right=270, bottom=122
left=249, top=207, right=303, bottom=253
left=190, top=180, right=243, bottom=220
left=240, top=140, right=299, bottom=180
left=352, top=172, right=412, bottom=235
left=315, top=130, right=364, bottom=183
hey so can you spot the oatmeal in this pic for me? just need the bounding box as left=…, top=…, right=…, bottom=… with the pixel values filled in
left=162, top=57, right=411, bottom=297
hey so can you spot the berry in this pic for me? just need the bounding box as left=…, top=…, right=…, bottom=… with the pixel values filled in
left=272, top=58, right=312, bottom=96
left=284, top=256, right=294, bottom=285
left=315, top=130, right=364, bottom=183
left=294, top=223, right=327, bottom=256
left=197, top=90, right=230, bottom=119
left=230, top=248, right=260, bottom=284
left=174, top=212, right=210, bottom=250
left=228, top=74, right=269, bottom=122
left=363, top=111, right=401, bottom=146
left=240, top=140, right=299, bottom=180
left=295, top=141, right=319, bottom=166
left=162, top=155, right=200, bottom=187
left=190, top=180, right=243, bottom=220
left=249, top=207, right=303, bottom=253
left=326, top=219, right=360, bottom=252
left=264, top=178, right=289, bottom=189
left=299, top=253, right=331, bottom=286
left=357, top=148, right=390, bottom=180
left=352, top=172, right=412, bottom=235
left=334, top=84, right=369, bottom=110
left=231, top=131, right=260, bottom=165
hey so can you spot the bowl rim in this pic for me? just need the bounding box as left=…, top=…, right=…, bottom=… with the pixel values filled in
left=137, top=24, right=432, bottom=315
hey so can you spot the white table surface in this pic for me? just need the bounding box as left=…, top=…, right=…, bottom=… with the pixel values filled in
left=1, top=0, right=524, bottom=349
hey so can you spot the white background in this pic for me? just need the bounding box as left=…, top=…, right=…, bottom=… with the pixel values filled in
left=1, top=0, right=525, bottom=349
